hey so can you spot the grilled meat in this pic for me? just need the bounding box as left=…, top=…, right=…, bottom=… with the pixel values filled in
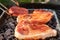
left=15, top=22, right=57, bottom=39
left=8, top=6, right=28, bottom=16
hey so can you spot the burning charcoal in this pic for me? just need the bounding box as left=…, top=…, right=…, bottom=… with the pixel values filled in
left=3, top=25, right=9, bottom=32
left=0, top=34, right=4, bottom=40
left=7, top=35, right=17, bottom=40
left=5, top=17, right=16, bottom=30
left=5, top=29, right=13, bottom=36
left=6, top=22, right=15, bottom=29
left=58, top=36, right=60, bottom=40
left=0, top=25, right=8, bottom=33
left=0, top=33, right=7, bottom=40
left=5, top=19, right=8, bottom=23
left=9, top=22, right=15, bottom=29
left=8, top=18, right=16, bottom=23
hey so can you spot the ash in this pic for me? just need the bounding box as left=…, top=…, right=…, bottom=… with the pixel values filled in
left=0, top=15, right=60, bottom=40
left=0, top=16, right=18, bottom=40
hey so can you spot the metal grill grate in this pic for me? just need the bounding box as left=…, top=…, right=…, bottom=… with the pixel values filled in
left=0, top=8, right=5, bottom=19
left=0, top=3, right=8, bottom=19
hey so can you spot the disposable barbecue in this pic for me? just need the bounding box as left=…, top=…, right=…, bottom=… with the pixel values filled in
left=7, top=6, right=57, bottom=40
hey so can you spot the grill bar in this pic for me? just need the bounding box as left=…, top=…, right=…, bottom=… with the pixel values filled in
left=0, top=8, right=5, bottom=19
left=0, top=3, right=8, bottom=10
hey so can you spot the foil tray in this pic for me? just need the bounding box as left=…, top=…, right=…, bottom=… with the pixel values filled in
left=0, top=8, right=60, bottom=40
